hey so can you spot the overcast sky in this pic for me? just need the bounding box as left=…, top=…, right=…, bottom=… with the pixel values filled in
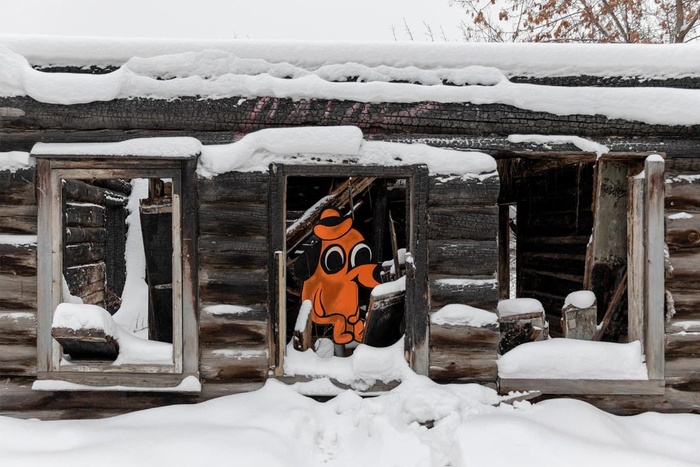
left=1, top=0, right=467, bottom=42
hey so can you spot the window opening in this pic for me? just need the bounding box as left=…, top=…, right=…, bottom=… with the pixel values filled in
left=36, top=157, right=199, bottom=389
left=286, top=176, right=408, bottom=357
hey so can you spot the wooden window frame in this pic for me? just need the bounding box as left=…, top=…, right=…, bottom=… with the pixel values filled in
left=36, top=156, right=199, bottom=390
left=498, top=154, right=666, bottom=395
left=268, top=163, right=430, bottom=378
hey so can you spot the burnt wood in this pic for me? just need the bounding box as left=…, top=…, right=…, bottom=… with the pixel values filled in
left=428, top=206, right=498, bottom=241
left=428, top=240, right=497, bottom=276
left=197, top=172, right=269, bottom=204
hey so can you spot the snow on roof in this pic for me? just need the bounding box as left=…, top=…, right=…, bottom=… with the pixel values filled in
left=3, top=37, right=700, bottom=125
left=29, top=127, right=498, bottom=178
left=3, top=35, right=700, bottom=79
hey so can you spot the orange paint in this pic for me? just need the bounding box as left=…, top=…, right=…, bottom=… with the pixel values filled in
left=301, top=209, right=380, bottom=344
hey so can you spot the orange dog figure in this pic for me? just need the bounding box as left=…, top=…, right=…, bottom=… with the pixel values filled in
left=301, top=208, right=380, bottom=344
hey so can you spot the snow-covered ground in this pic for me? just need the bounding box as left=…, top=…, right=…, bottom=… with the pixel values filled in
left=2, top=374, right=700, bottom=466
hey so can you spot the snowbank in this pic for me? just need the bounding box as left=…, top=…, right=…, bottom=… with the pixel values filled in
left=431, top=304, right=498, bottom=328
left=6, top=375, right=700, bottom=466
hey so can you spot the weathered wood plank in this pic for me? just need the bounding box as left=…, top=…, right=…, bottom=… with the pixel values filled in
left=428, top=175, right=499, bottom=206
left=665, top=175, right=700, bottom=210
left=64, top=243, right=106, bottom=268
left=200, top=308, right=268, bottom=346
left=0, top=168, right=35, bottom=205
left=200, top=346, right=269, bottom=382
left=0, top=311, right=36, bottom=345
left=428, top=206, right=498, bottom=241
left=665, top=332, right=700, bottom=359
left=199, top=203, right=267, bottom=237
left=199, top=268, right=268, bottom=304
left=429, top=347, right=498, bottom=383
left=198, top=235, right=267, bottom=269
left=0, top=204, right=37, bottom=234
left=430, top=275, right=499, bottom=310
left=63, top=179, right=127, bottom=206
left=0, top=242, right=36, bottom=276
left=0, top=274, right=36, bottom=310
left=64, top=262, right=106, bottom=288
left=429, top=322, right=499, bottom=348
left=197, top=172, right=270, bottom=204
left=64, top=203, right=105, bottom=228
left=428, top=240, right=497, bottom=276
left=666, top=209, right=700, bottom=251
left=499, top=378, right=665, bottom=395
left=664, top=290, right=700, bottom=320
left=0, top=344, right=37, bottom=376
left=65, top=226, right=106, bottom=244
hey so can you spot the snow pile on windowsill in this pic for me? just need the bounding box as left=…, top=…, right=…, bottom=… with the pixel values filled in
left=431, top=304, right=498, bottom=328
left=284, top=337, right=408, bottom=390
left=32, top=375, right=201, bottom=393
left=498, top=339, right=648, bottom=380
left=564, top=290, right=597, bottom=309
left=52, top=303, right=173, bottom=366
left=32, top=137, right=201, bottom=158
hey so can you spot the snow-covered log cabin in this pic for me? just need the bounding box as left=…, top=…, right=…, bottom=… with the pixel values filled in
left=1, top=37, right=700, bottom=418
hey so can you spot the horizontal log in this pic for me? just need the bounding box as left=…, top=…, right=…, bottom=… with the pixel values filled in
left=427, top=175, right=499, bottom=206
left=69, top=279, right=106, bottom=302
left=197, top=172, right=269, bottom=204
left=0, top=344, right=36, bottom=376
left=0, top=204, right=37, bottom=234
left=666, top=290, right=700, bottom=321
left=0, top=377, right=265, bottom=418
left=665, top=332, right=700, bottom=359
left=0, top=274, right=36, bottom=310
left=664, top=357, right=700, bottom=382
left=200, top=310, right=268, bottom=346
left=64, top=262, right=106, bottom=288
left=519, top=210, right=593, bottom=237
left=64, top=243, right=106, bottom=268
left=428, top=206, right=498, bottom=241
left=666, top=210, right=700, bottom=250
left=429, top=347, right=497, bottom=383
left=430, top=275, right=499, bottom=311
left=198, top=235, right=268, bottom=270
left=199, top=268, right=268, bottom=305
left=665, top=176, right=700, bottom=210
left=0, top=312, right=36, bottom=345
left=65, top=203, right=105, bottom=228
left=519, top=268, right=584, bottom=296
left=519, top=251, right=586, bottom=275
left=0, top=242, right=36, bottom=276
left=518, top=236, right=590, bottom=255
left=92, top=178, right=132, bottom=195
left=63, top=179, right=127, bottom=206
left=66, top=226, right=106, bottom=244
left=199, top=203, right=267, bottom=238
left=428, top=240, right=497, bottom=276
left=429, top=322, right=499, bottom=348
left=499, top=378, right=665, bottom=395
left=0, top=168, right=35, bottom=205
left=200, top=346, right=269, bottom=382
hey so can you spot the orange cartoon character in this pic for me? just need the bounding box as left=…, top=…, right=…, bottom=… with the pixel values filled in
left=300, top=208, right=380, bottom=344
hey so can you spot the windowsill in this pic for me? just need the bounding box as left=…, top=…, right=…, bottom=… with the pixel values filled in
left=498, top=378, right=665, bottom=395
left=33, top=372, right=201, bottom=393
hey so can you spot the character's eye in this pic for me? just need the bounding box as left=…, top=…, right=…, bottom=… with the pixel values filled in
left=350, top=243, right=372, bottom=268
left=322, top=245, right=345, bottom=274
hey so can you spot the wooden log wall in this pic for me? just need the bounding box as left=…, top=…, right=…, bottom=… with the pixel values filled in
left=197, top=172, right=270, bottom=385
left=427, top=175, right=500, bottom=384
left=0, top=168, right=38, bottom=378
left=62, top=179, right=129, bottom=308
left=662, top=160, right=700, bottom=394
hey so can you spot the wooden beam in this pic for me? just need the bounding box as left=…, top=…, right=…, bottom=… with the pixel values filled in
left=644, top=156, right=665, bottom=380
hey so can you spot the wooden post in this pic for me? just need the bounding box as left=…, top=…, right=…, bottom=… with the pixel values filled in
left=644, top=155, right=665, bottom=380
left=275, top=251, right=286, bottom=377
left=498, top=204, right=511, bottom=299
left=627, top=174, right=645, bottom=348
